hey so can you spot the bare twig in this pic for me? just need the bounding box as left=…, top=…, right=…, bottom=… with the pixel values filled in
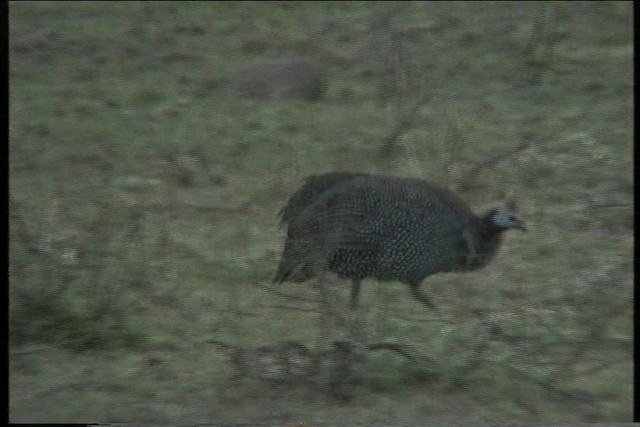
left=202, top=338, right=238, bottom=349
left=392, top=313, right=448, bottom=324
left=566, top=356, right=630, bottom=378
left=458, top=134, right=549, bottom=188
left=247, top=282, right=320, bottom=304
left=379, top=93, right=431, bottom=157
left=366, top=342, right=415, bottom=360
left=216, top=308, right=262, bottom=317
left=257, top=304, right=322, bottom=314
left=9, top=345, right=53, bottom=356
left=585, top=201, right=632, bottom=210
left=503, top=363, right=597, bottom=405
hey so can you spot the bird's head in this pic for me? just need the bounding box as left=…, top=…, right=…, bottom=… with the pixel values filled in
left=488, top=199, right=527, bottom=232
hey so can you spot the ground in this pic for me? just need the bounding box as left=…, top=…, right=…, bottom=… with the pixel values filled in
left=9, top=1, right=633, bottom=424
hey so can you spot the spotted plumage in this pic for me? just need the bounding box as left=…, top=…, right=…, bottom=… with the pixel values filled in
left=274, top=172, right=525, bottom=309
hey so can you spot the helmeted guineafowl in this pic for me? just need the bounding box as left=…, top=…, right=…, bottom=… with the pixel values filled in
left=278, top=172, right=367, bottom=227
left=274, top=172, right=526, bottom=309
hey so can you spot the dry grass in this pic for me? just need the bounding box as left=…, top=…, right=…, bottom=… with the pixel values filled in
left=9, top=1, right=632, bottom=423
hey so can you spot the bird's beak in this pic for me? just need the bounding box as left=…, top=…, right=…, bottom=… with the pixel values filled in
left=514, top=221, right=527, bottom=232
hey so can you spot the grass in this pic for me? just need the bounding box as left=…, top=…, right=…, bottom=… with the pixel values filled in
left=9, top=1, right=633, bottom=423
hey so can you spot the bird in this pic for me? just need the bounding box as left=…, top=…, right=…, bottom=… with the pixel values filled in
left=277, top=172, right=366, bottom=227
left=273, top=172, right=526, bottom=310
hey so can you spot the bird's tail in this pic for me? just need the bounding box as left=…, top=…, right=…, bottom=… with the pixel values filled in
left=273, top=233, right=317, bottom=284
left=273, top=260, right=313, bottom=284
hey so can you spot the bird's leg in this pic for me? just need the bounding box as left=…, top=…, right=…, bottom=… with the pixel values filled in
left=346, top=279, right=367, bottom=344
left=349, top=280, right=362, bottom=309
left=409, top=283, right=438, bottom=310
left=313, top=272, right=348, bottom=348
left=313, top=273, right=332, bottom=349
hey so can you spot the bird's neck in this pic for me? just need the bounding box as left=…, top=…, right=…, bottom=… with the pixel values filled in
left=466, top=217, right=506, bottom=269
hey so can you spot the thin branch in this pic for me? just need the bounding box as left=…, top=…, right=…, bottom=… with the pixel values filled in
left=379, top=93, right=431, bottom=157
left=201, top=338, right=237, bottom=350
left=503, top=363, right=596, bottom=405
left=217, top=308, right=262, bottom=317
left=248, top=282, right=320, bottom=303
left=568, top=356, right=630, bottom=378
left=9, top=345, right=53, bottom=356
left=392, top=313, right=448, bottom=324
left=585, top=201, right=632, bottom=210
left=366, top=342, right=415, bottom=360
left=459, top=134, right=547, bottom=187
left=257, top=304, right=322, bottom=314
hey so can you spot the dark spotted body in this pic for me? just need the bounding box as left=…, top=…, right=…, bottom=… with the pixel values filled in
left=274, top=173, right=525, bottom=309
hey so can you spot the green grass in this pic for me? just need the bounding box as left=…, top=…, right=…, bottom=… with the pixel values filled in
left=9, top=1, right=632, bottom=423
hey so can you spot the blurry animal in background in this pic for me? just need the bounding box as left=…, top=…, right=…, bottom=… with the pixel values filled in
left=274, top=172, right=526, bottom=309
left=233, top=57, right=326, bottom=101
